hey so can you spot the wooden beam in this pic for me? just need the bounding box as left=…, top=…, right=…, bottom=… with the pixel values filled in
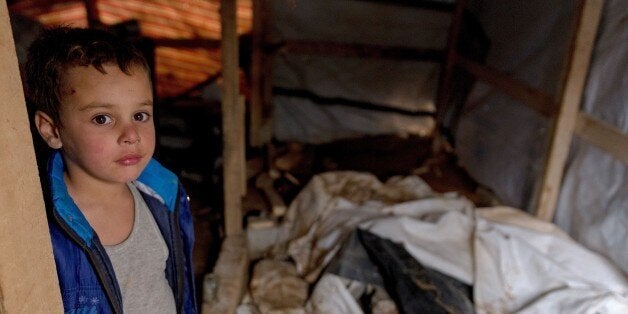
left=535, top=0, right=604, bottom=221
left=249, top=0, right=264, bottom=147
left=84, top=0, right=102, bottom=28
left=436, top=0, right=467, bottom=120
left=276, top=40, right=444, bottom=62
left=456, top=55, right=556, bottom=117
left=352, top=0, right=456, bottom=12
left=221, top=0, right=245, bottom=236
left=0, top=2, right=63, bottom=312
left=201, top=235, right=248, bottom=313
left=153, top=38, right=221, bottom=49
left=575, top=112, right=628, bottom=164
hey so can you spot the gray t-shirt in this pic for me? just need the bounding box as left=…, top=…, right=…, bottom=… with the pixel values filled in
left=104, top=183, right=176, bottom=313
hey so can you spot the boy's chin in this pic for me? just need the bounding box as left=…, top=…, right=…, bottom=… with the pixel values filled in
left=113, top=170, right=144, bottom=184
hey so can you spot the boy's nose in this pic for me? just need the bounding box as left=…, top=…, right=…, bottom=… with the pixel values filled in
left=119, top=125, right=140, bottom=144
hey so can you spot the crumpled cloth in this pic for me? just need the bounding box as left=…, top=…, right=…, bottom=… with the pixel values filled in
left=280, top=171, right=627, bottom=313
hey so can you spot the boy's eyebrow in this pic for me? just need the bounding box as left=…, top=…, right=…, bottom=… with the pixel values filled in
left=78, top=100, right=153, bottom=111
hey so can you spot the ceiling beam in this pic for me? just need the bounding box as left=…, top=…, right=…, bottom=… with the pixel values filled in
left=351, top=0, right=455, bottom=12
left=84, top=0, right=102, bottom=27
left=153, top=38, right=222, bottom=49
left=274, top=40, right=444, bottom=62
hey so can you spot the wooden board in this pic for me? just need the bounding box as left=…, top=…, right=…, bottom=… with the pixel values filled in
left=249, top=0, right=264, bottom=147
left=0, top=2, right=63, bottom=312
left=575, top=112, right=628, bottom=164
left=221, top=0, right=245, bottom=236
left=535, top=0, right=604, bottom=221
left=455, top=55, right=556, bottom=117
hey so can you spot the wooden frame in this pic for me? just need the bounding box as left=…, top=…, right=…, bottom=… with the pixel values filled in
left=0, top=2, right=63, bottom=312
left=247, top=0, right=628, bottom=226
left=275, top=40, right=444, bottom=62
left=249, top=0, right=265, bottom=147
left=214, top=0, right=627, bottom=310
left=439, top=0, right=622, bottom=221
left=221, top=0, right=246, bottom=236
left=535, top=0, right=606, bottom=221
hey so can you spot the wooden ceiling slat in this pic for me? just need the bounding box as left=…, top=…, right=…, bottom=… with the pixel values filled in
left=102, top=0, right=222, bottom=30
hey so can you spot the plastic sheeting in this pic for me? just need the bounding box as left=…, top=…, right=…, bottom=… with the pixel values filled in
left=284, top=172, right=627, bottom=313
left=267, top=0, right=627, bottom=277
left=455, top=0, right=578, bottom=209
left=268, top=0, right=449, bottom=143
left=456, top=0, right=627, bottom=274
left=554, top=0, right=628, bottom=275
left=273, top=53, right=437, bottom=143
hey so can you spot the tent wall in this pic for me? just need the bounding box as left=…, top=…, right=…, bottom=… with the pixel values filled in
left=264, top=0, right=450, bottom=143
left=257, top=0, right=627, bottom=273
left=554, top=0, right=627, bottom=273
left=456, top=0, right=578, bottom=209
left=456, top=0, right=627, bottom=273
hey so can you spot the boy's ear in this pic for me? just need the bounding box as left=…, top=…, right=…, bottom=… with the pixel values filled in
left=34, top=111, right=63, bottom=149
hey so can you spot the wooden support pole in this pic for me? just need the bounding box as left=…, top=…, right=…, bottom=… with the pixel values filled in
left=535, top=0, right=604, bottom=221
left=249, top=0, right=264, bottom=147
left=0, top=2, right=63, bottom=312
left=436, top=0, right=468, bottom=121
left=221, top=0, right=245, bottom=236
left=84, top=0, right=102, bottom=28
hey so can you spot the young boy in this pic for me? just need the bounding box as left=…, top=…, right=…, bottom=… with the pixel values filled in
left=25, top=26, right=196, bottom=313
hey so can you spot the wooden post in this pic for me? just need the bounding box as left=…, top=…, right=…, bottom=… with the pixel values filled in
left=436, top=0, right=468, bottom=121
left=249, top=0, right=264, bottom=147
left=84, top=0, right=102, bottom=28
left=221, top=0, right=245, bottom=236
left=535, top=0, right=604, bottom=221
left=0, top=2, right=63, bottom=312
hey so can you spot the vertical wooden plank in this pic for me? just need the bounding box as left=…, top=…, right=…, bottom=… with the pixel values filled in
left=221, top=0, right=245, bottom=236
left=249, top=0, right=264, bottom=147
left=535, top=0, right=604, bottom=221
left=0, top=2, right=63, bottom=312
left=84, top=0, right=102, bottom=28
left=260, top=0, right=274, bottom=142
left=238, top=95, right=247, bottom=195
left=436, top=0, right=467, bottom=121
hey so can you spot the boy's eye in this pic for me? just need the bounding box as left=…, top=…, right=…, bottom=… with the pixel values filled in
left=134, top=112, right=151, bottom=122
left=92, top=115, right=112, bottom=125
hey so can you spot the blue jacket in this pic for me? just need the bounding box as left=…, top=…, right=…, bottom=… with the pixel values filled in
left=45, top=151, right=197, bottom=313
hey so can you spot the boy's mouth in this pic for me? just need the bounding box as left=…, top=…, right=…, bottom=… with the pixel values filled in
left=116, top=154, right=142, bottom=166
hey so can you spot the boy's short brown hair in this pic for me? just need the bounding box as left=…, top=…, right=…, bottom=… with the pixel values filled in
left=25, top=26, right=149, bottom=125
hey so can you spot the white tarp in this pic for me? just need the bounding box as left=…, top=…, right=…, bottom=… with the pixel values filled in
left=266, top=0, right=627, bottom=278
left=283, top=172, right=628, bottom=313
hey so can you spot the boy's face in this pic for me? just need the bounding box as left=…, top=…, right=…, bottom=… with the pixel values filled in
left=50, top=63, right=155, bottom=185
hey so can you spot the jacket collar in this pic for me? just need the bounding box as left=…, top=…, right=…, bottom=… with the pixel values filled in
left=48, top=150, right=179, bottom=246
